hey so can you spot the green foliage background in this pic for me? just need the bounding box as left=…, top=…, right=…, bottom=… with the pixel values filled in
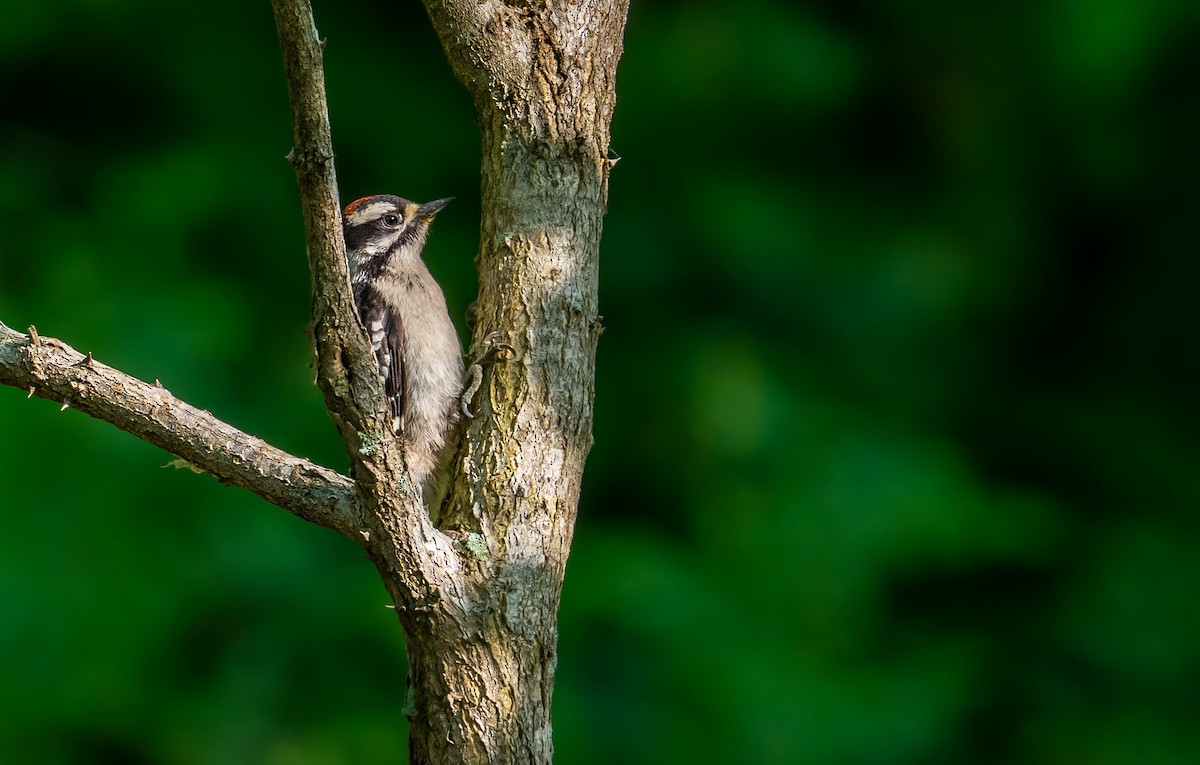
left=1, top=0, right=1197, bottom=763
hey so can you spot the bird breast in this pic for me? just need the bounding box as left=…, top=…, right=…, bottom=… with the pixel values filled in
left=378, top=264, right=463, bottom=447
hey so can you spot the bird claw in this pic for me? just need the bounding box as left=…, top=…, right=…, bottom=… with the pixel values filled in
left=460, top=331, right=515, bottom=419
left=461, top=364, right=483, bottom=419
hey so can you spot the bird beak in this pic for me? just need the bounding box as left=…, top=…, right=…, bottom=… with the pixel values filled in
left=417, top=197, right=454, bottom=220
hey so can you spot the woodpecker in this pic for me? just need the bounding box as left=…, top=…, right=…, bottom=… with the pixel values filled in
left=343, top=194, right=463, bottom=502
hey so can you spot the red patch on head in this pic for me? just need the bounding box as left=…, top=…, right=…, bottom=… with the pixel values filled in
left=343, top=197, right=374, bottom=217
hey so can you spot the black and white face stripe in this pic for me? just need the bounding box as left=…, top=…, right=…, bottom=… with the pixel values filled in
left=343, top=194, right=451, bottom=286
left=345, top=197, right=408, bottom=251
left=344, top=195, right=414, bottom=284
left=344, top=197, right=404, bottom=227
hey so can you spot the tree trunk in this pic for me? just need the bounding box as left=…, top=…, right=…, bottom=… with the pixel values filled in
left=393, top=2, right=627, bottom=762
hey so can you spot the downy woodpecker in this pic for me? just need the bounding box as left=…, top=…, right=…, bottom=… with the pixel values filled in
left=343, top=194, right=462, bottom=501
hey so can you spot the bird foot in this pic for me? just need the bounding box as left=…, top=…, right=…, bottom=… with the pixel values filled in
left=461, top=331, right=515, bottom=418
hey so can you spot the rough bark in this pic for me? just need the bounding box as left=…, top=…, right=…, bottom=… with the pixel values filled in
left=0, top=0, right=626, bottom=762
left=403, top=2, right=626, bottom=763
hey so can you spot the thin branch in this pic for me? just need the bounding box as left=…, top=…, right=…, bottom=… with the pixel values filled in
left=270, top=0, right=460, bottom=599
left=0, top=321, right=358, bottom=538
left=270, top=0, right=390, bottom=447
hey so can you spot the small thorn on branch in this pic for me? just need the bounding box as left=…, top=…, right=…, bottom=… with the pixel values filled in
left=59, top=400, right=70, bottom=412
left=28, top=325, right=41, bottom=347
left=359, top=530, right=371, bottom=541
left=27, top=386, right=35, bottom=399
left=73, top=351, right=96, bottom=368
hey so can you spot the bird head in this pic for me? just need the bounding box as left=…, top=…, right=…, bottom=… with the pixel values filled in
left=342, top=195, right=452, bottom=267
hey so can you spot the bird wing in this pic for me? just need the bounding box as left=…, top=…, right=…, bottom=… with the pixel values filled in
left=355, top=284, right=405, bottom=432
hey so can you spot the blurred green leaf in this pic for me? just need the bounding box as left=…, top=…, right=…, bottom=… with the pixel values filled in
left=3, top=0, right=1199, bottom=763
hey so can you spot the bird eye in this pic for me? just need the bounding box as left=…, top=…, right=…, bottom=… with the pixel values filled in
left=382, top=213, right=402, bottom=228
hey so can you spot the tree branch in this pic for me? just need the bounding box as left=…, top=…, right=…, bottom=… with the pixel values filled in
left=420, top=0, right=623, bottom=537
left=270, top=0, right=461, bottom=604
left=0, top=320, right=358, bottom=537
left=270, top=0, right=390, bottom=448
